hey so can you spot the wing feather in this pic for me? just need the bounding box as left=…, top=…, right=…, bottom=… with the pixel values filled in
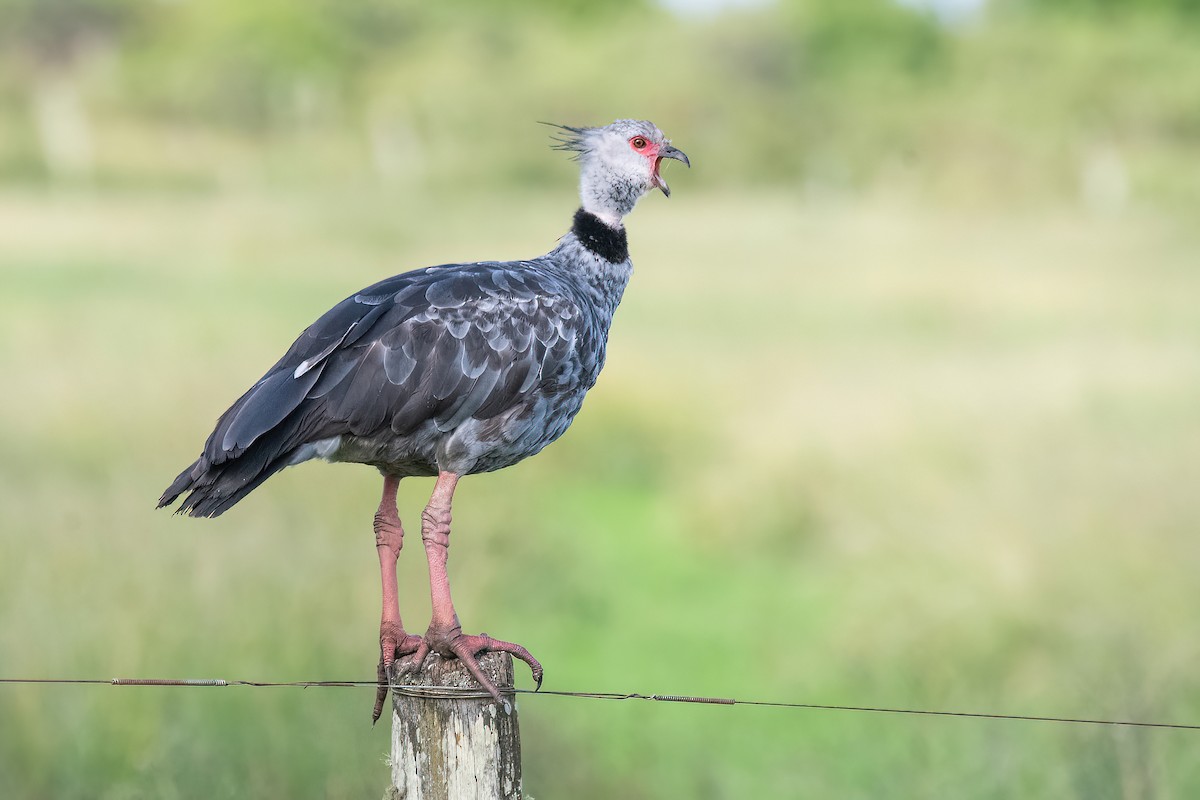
left=189, top=263, right=586, bottom=476
left=214, top=365, right=323, bottom=458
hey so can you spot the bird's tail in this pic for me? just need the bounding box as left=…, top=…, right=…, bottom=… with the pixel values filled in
left=157, top=451, right=292, bottom=518
left=157, top=401, right=336, bottom=517
left=158, top=349, right=342, bottom=518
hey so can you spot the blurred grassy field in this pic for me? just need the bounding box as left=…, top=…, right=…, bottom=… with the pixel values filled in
left=1, top=183, right=1199, bottom=798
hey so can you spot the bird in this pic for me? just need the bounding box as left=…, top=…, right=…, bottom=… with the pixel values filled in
left=158, top=119, right=689, bottom=722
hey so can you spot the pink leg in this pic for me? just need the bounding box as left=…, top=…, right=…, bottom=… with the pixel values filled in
left=404, top=471, right=543, bottom=711
left=372, top=474, right=423, bottom=724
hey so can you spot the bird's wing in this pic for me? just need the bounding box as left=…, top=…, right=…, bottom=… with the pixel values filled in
left=201, top=261, right=586, bottom=467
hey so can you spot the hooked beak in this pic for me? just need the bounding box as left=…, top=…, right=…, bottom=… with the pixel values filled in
left=653, top=145, right=690, bottom=198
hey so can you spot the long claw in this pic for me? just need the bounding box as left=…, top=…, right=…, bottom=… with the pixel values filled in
left=373, top=628, right=423, bottom=725
left=449, top=638, right=505, bottom=705
left=372, top=658, right=389, bottom=725
left=482, top=638, right=544, bottom=690
left=415, top=629, right=541, bottom=712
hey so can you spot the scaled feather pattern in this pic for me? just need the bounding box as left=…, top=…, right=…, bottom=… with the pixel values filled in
left=160, top=220, right=632, bottom=517
left=159, top=118, right=683, bottom=519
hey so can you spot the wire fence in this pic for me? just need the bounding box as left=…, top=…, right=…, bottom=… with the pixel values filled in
left=2, top=677, right=1196, bottom=731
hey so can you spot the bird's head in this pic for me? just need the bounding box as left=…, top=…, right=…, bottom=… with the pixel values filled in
left=549, top=119, right=690, bottom=227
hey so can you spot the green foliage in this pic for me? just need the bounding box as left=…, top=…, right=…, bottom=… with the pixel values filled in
left=0, top=0, right=1198, bottom=210
left=0, top=5, right=1199, bottom=788
left=1000, top=0, right=1200, bottom=21
left=782, top=0, right=947, bottom=76
left=0, top=0, right=149, bottom=64
left=2, top=189, right=1200, bottom=797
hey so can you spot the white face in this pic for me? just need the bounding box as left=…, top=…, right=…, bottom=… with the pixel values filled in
left=590, top=127, right=659, bottom=191
left=576, top=120, right=673, bottom=224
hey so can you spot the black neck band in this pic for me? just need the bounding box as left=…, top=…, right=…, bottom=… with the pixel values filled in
left=572, top=209, right=628, bottom=263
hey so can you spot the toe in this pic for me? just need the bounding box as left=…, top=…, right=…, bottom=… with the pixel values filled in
left=448, top=638, right=505, bottom=705
left=372, top=658, right=389, bottom=725
left=482, top=637, right=543, bottom=688
left=374, top=628, right=423, bottom=725
left=401, top=640, right=431, bottom=676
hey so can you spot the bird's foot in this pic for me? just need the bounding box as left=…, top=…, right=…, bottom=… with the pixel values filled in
left=401, top=624, right=543, bottom=713
left=372, top=621, right=424, bottom=724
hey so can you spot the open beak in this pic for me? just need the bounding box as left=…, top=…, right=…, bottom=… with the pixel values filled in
left=653, top=145, right=690, bottom=198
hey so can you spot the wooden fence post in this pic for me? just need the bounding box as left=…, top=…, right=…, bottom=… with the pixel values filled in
left=384, top=651, right=522, bottom=799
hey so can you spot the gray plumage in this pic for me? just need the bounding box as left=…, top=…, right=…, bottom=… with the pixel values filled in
left=159, top=119, right=689, bottom=517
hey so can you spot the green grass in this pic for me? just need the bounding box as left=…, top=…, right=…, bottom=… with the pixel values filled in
left=1, top=187, right=1199, bottom=798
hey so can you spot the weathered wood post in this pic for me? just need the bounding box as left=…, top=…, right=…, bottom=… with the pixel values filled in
left=384, top=652, right=522, bottom=799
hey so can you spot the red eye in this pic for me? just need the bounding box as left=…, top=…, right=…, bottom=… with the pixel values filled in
left=631, top=136, right=648, bottom=150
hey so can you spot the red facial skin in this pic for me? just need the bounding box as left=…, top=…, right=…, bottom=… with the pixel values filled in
left=630, top=135, right=664, bottom=183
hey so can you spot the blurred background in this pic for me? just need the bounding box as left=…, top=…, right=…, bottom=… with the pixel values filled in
left=2, top=0, right=1199, bottom=797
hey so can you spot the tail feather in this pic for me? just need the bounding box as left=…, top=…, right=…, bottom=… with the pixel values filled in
left=157, top=459, right=203, bottom=510
left=167, top=454, right=294, bottom=518
left=158, top=408, right=333, bottom=518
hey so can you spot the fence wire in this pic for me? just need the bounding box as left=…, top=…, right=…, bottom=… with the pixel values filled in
left=1, top=677, right=1196, bottom=731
